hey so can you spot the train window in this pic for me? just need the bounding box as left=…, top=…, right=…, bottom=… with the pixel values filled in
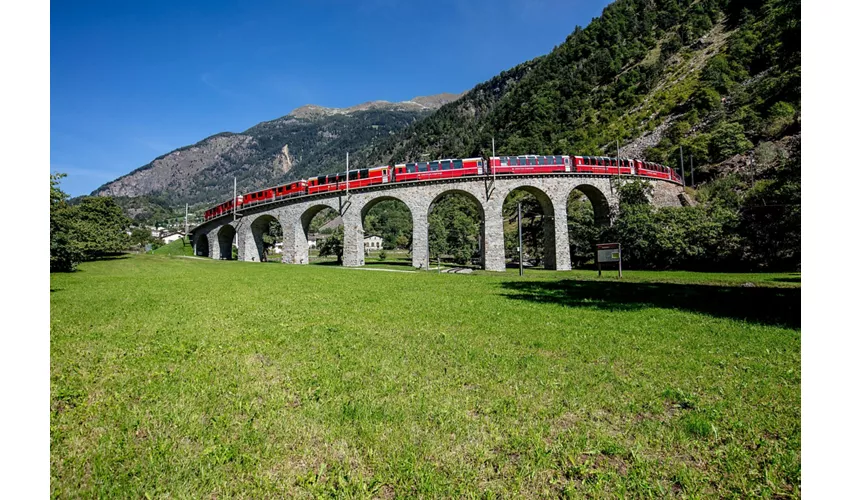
left=360, top=169, right=369, bottom=178
left=519, top=158, right=526, bottom=166
left=440, top=160, right=450, bottom=170
left=452, top=160, right=462, bottom=169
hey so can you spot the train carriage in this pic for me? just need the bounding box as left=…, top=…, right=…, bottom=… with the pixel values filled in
left=307, top=165, right=391, bottom=195
left=488, top=155, right=569, bottom=175
left=635, top=160, right=673, bottom=180
left=393, top=157, right=483, bottom=183
left=571, top=156, right=632, bottom=175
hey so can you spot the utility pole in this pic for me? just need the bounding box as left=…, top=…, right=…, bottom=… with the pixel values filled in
left=518, top=200, right=524, bottom=277
left=690, top=155, right=694, bottom=187
left=492, top=137, right=496, bottom=182
left=617, top=138, right=621, bottom=182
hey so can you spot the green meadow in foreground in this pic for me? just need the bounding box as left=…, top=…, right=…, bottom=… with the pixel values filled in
left=50, top=255, right=800, bottom=498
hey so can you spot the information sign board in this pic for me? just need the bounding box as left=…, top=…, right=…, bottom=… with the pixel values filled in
left=596, top=243, right=622, bottom=278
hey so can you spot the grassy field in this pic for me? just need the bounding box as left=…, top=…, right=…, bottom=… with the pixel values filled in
left=50, top=255, right=800, bottom=497
left=151, top=238, right=195, bottom=257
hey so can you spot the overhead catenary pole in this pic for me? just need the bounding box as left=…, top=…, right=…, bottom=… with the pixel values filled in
left=617, top=138, right=621, bottom=181
left=184, top=203, right=188, bottom=237
left=492, top=137, right=496, bottom=183
left=518, top=200, right=523, bottom=277
left=690, top=155, right=694, bottom=187
left=346, top=152, right=350, bottom=197
left=233, top=177, right=237, bottom=222
left=679, top=145, right=685, bottom=185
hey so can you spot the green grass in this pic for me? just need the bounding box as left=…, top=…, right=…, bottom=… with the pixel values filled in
left=151, top=237, right=195, bottom=256
left=51, top=255, right=800, bottom=497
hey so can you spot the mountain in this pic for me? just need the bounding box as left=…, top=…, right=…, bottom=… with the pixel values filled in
left=357, top=0, right=800, bottom=178
left=94, top=93, right=463, bottom=208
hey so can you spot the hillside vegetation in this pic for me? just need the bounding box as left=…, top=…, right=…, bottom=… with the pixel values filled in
left=358, top=0, right=800, bottom=271
left=363, top=0, right=799, bottom=168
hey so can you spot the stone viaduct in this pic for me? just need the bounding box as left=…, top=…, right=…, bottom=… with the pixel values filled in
left=189, top=174, right=684, bottom=272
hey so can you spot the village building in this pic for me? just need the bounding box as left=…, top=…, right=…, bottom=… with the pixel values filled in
left=364, top=235, right=383, bottom=251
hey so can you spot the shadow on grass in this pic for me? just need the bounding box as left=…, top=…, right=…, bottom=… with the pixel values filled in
left=96, top=254, right=131, bottom=261
left=772, top=277, right=801, bottom=283
left=500, top=279, right=800, bottom=328
left=365, top=260, right=414, bottom=268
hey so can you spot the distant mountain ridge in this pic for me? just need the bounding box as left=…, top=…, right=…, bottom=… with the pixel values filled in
left=94, top=93, right=462, bottom=207
left=289, top=93, right=464, bottom=119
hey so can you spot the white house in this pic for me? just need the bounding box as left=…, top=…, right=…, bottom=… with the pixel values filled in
left=364, top=235, right=383, bottom=251
left=162, top=232, right=185, bottom=244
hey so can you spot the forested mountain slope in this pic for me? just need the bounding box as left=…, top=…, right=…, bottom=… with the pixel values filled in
left=361, top=0, right=799, bottom=174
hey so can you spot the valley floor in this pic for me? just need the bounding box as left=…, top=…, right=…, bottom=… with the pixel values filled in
left=50, top=255, right=800, bottom=497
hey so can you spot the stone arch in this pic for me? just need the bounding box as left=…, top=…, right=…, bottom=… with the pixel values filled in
left=570, top=184, right=612, bottom=226
left=194, top=233, right=209, bottom=257
left=249, top=214, right=281, bottom=262
left=360, top=195, right=413, bottom=264
left=298, top=203, right=341, bottom=264
left=216, top=225, right=236, bottom=260
left=501, top=186, right=557, bottom=270
left=427, top=188, right=486, bottom=268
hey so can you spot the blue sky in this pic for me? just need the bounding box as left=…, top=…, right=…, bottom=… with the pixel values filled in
left=51, top=0, right=611, bottom=196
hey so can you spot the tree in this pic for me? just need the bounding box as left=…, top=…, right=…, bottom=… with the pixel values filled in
left=261, top=219, right=282, bottom=261
left=129, top=227, right=157, bottom=250
left=71, top=196, right=132, bottom=258
left=616, top=179, right=653, bottom=207
left=709, top=122, right=753, bottom=162
left=318, top=226, right=344, bottom=264
left=428, top=194, right=480, bottom=265
left=395, top=234, right=409, bottom=249
left=51, top=173, right=83, bottom=272
left=567, top=192, right=601, bottom=268
left=50, top=173, right=131, bottom=271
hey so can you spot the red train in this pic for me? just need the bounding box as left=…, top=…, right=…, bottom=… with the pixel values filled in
left=393, top=158, right=484, bottom=181
left=203, top=154, right=682, bottom=221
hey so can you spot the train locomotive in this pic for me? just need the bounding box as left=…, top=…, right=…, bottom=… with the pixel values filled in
left=204, top=154, right=682, bottom=221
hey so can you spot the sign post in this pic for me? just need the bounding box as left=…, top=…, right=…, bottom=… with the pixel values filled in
left=596, top=242, right=622, bottom=278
